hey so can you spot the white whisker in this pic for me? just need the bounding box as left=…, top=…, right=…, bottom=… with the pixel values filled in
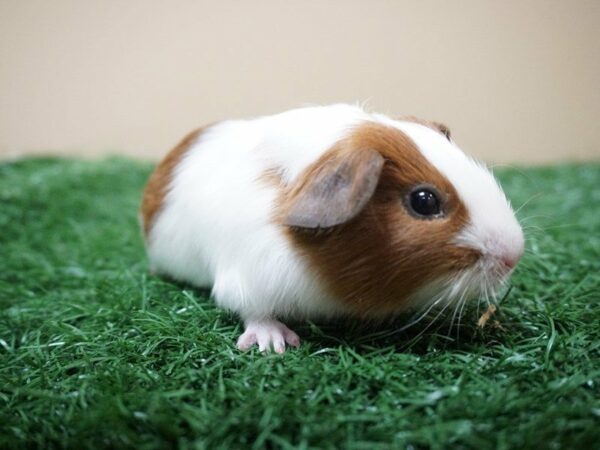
left=514, top=192, right=544, bottom=215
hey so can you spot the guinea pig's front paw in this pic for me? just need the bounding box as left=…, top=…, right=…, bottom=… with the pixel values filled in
left=236, top=319, right=300, bottom=354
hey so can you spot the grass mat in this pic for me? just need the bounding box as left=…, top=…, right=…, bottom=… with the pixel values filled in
left=1, top=158, right=599, bottom=449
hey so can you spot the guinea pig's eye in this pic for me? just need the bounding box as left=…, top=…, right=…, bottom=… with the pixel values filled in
left=408, top=188, right=442, bottom=218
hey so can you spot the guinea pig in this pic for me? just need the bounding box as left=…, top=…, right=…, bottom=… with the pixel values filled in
left=140, top=104, right=524, bottom=353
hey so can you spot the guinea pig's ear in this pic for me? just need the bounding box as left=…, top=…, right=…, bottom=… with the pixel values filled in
left=398, top=116, right=451, bottom=141
left=283, top=149, right=385, bottom=229
left=433, top=122, right=451, bottom=141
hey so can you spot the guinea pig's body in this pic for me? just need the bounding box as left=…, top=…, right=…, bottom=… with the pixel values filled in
left=141, top=104, right=524, bottom=353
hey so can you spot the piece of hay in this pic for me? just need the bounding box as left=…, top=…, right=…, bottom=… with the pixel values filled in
left=477, top=304, right=497, bottom=328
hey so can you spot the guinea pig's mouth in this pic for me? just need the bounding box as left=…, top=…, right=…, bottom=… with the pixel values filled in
left=400, top=262, right=512, bottom=334
left=462, top=256, right=515, bottom=301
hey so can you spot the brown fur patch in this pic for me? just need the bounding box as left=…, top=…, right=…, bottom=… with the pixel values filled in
left=140, top=126, right=208, bottom=235
left=279, top=122, right=479, bottom=317
left=258, top=166, right=285, bottom=188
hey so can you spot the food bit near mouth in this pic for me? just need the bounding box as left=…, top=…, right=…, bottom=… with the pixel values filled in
left=477, top=303, right=497, bottom=328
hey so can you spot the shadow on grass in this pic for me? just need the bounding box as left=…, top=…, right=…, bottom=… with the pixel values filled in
left=291, top=312, right=508, bottom=355
left=156, top=275, right=529, bottom=356
left=296, top=287, right=533, bottom=355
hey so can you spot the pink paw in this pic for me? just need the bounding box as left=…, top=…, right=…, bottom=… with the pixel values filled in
left=236, top=320, right=300, bottom=353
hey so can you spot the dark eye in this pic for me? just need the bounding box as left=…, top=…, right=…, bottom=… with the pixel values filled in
left=408, top=188, right=441, bottom=217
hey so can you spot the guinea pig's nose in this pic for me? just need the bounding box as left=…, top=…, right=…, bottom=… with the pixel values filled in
left=488, top=230, right=524, bottom=274
left=500, top=255, right=518, bottom=271
left=498, top=247, right=523, bottom=272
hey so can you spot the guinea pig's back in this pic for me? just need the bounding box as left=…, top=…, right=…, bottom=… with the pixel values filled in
left=144, top=120, right=273, bottom=286
left=142, top=104, right=373, bottom=319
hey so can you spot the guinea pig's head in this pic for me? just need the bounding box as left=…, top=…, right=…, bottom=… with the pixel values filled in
left=280, top=120, right=524, bottom=318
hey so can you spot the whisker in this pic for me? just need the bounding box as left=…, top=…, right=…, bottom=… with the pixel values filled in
left=448, top=274, right=471, bottom=338
left=396, top=293, right=446, bottom=332
left=448, top=294, right=462, bottom=338
left=456, top=295, right=469, bottom=340
left=514, top=192, right=544, bottom=215
left=408, top=297, right=456, bottom=343
left=497, top=285, right=513, bottom=305
left=530, top=223, right=583, bottom=231
left=487, top=164, right=539, bottom=187
left=476, top=291, right=483, bottom=322
left=522, top=225, right=545, bottom=233
left=518, top=214, right=553, bottom=223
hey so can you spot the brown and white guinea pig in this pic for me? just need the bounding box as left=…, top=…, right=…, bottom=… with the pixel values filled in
left=140, top=104, right=524, bottom=353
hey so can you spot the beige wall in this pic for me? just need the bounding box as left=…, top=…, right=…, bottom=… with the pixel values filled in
left=1, top=0, right=599, bottom=164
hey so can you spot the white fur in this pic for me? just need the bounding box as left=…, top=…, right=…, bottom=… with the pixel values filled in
left=146, top=104, right=523, bottom=328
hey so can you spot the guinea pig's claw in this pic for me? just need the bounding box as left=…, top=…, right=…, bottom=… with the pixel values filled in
left=237, top=320, right=300, bottom=354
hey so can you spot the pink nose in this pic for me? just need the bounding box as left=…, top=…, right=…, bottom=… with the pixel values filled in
left=499, top=249, right=523, bottom=271
left=501, top=256, right=518, bottom=270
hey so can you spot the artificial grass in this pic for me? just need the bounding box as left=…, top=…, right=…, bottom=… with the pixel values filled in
left=0, top=157, right=599, bottom=450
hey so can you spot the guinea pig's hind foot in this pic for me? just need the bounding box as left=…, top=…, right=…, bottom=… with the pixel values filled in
left=236, top=319, right=300, bottom=354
